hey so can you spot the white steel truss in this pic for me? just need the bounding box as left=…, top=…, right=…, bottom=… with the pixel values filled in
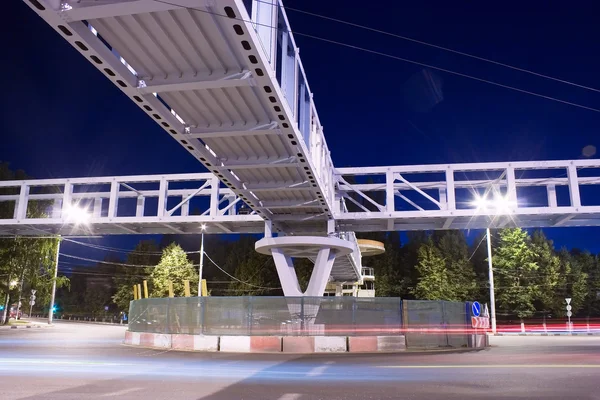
left=336, top=159, right=600, bottom=232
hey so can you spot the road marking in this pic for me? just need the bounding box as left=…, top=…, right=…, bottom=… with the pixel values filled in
left=277, top=394, right=302, bottom=400
left=101, top=387, right=141, bottom=397
left=378, top=364, right=600, bottom=369
left=307, top=361, right=334, bottom=376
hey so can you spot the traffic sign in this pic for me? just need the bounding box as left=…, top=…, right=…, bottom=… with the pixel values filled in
left=566, top=305, right=572, bottom=311
left=471, top=301, right=481, bottom=317
left=30, top=301, right=35, bottom=306
left=471, top=316, right=490, bottom=329
left=567, top=311, right=573, bottom=317
left=31, top=289, right=36, bottom=295
left=565, top=298, right=572, bottom=305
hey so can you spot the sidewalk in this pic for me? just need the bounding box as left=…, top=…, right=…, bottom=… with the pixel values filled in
left=0, top=319, right=54, bottom=330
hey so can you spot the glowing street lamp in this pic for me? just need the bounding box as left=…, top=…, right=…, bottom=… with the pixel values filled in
left=63, top=204, right=91, bottom=225
left=472, top=192, right=516, bottom=336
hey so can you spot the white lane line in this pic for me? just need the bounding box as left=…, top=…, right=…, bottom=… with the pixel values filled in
left=277, top=394, right=302, bottom=400
left=306, top=361, right=334, bottom=377
left=101, top=387, right=142, bottom=397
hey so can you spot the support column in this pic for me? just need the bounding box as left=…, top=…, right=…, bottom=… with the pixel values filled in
left=255, top=236, right=354, bottom=297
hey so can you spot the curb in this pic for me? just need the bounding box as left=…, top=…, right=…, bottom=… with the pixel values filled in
left=1, top=324, right=53, bottom=330
left=123, top=332, right=488, bottom=354
left=494, top=332, right=600, bottom=337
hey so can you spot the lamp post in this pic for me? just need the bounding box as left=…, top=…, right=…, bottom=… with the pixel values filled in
left=49, top=204, right=90, bottom=324
left=198, top=224, right=206, bottom=296
left=473, top=193, right=514, bottom=335
left=486, top=228, right=497, bottom=334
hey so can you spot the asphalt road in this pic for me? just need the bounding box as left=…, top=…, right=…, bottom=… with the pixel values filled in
left=1, top=321, right=599, bottom=400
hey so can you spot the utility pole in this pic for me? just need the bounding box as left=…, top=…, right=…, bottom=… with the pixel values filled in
left=198, top=227, right=205, bottom=296
left=48, top=237, right=61, bottom=324
left=486, top=228, right=497, bottom=335
left=14, top=268, right=25, bottom=320
left=2, top=275, right=10, bottom=324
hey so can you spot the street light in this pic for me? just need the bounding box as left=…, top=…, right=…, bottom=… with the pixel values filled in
left=49, top=204, right=91, bottom=324
left=198, top=224, right=206, bottom=297
left=472, top=193, right=515, bottom=335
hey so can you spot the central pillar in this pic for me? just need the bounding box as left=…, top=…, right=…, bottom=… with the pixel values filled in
left=255, top=236, right=355, bottom=297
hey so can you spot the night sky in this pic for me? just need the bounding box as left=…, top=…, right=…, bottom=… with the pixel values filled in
left=1, top=1, right=599, bottom=260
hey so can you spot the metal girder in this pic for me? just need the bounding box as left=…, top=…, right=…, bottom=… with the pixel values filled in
left=137, top=70, right=253, bottom=94
left=58, top=0, right=203, bottom=21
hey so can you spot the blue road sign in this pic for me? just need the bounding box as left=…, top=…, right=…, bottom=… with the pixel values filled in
left=472, top=301, right=481, bottom=317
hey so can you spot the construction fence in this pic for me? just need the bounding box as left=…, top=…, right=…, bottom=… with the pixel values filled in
left=128, top=297, right=473, bottom=348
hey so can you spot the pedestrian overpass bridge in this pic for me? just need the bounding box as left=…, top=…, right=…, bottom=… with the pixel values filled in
left=9, top=0, right=600, bottom=294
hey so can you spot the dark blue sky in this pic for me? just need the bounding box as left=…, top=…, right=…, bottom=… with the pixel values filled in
left=1, top=1, right=599, bottom=256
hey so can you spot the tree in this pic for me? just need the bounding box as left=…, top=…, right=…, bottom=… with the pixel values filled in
left=151, top=243, right=198, bottom=297
left=369, top=232, right=409, bottom=297
left=112, top=240, right=160, bottom=311
left=493, top=228, right=538, bottom=319
left=0, top=163, right=69, bottom=322
left=412, top=239, right=454, bottom=300
left=433, top=230, right=477, bottom=301
left=557, top=249, right=588, bottom=316
left=530, top=231, right=561, bottom=315
left=226, top=236, right=281, bottom=296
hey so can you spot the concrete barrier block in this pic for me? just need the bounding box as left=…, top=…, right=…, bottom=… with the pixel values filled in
left=140, top=333, right=155, bottom=347
left=283, top=337, right=315, bottom=353
left=377, top=336, right=406, bottom=352
left=315, top=336, right=347, bottom=353
left=250, top=336, right=282, bottom=352
left=194, top=335, right=219, bottom=352
left=220, top=336, right=251, bottom=352
left=124, top=331, right=140, bottom=345
left=172, top=334, right=194, bottom=350
left=153, top=333, right=172, bottom=349
left=348, top=336, right=378, bottom=352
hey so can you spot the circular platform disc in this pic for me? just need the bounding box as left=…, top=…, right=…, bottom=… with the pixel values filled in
left=357, top=239, right=385, bottom=256
left=255, top=236, right=355, bottom=258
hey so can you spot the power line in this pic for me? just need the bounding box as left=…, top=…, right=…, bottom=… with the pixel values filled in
left=202, top=251, right=280, bottom=290
left=63, top=238, right=200, bottom=256
left=267, top=0, right=600, bottom=94
left=151, top=0, right=600, bottom=113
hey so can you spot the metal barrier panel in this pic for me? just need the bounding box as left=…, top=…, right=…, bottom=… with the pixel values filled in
left=403, top=300, right=469, bottom=348
left=129, top=296, right=405, bottom=336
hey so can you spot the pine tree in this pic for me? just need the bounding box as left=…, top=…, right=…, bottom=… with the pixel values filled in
left=112, top=240, right=160, bottom=311
left=530, top=231, right=561, bottom=315
left=434, top=230, right=477, bottom=301
left=413, top=239, right=454, bottom=300
left=493, top=228, right=538, bottom=319
left=151, top=243, right=198, bottom=297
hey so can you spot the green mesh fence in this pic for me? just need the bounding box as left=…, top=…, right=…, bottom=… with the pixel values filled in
left=128, top=296, right=470, bottom=343
left=402, top=300, right=470, bottom=348
left=128, top=296, right=403, bottom=336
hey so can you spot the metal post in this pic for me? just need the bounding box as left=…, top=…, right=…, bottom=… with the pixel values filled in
left=198, top=231, right=205, bottom=296
left=48, top=237, right=61, bottom=324
left=486, top=228, right=497, bottom=335
left=15, top=268, right=25, bottom=320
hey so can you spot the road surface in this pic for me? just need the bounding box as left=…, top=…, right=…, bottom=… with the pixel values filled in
left=0, top=321, right=599, bottom=399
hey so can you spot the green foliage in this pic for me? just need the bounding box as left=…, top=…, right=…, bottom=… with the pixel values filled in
left=530, top=231, right=562, bottom=314
left=493, top=228, right=539, bottom=319
left=151, top=243, right=198, bottom=297
left=413, top=239, right=452, bottom=300
left=226, top=236, right=281, bottom=296
left=112, top=240, right=159, bottom=311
